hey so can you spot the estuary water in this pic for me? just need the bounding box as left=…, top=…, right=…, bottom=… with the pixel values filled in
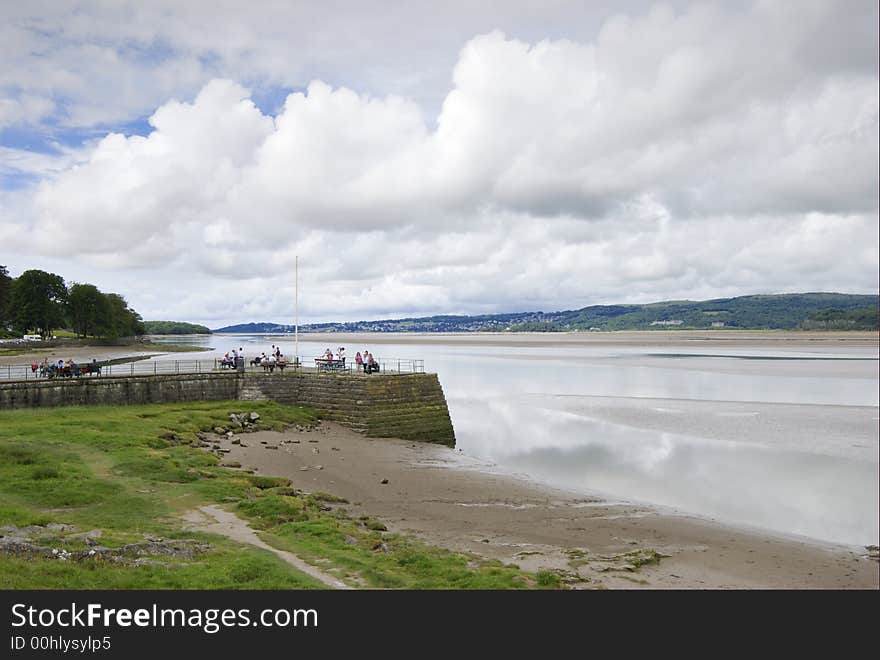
left=150, top=333, right=879, bottom=547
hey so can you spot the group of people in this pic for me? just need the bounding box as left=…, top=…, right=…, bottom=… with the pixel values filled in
left=321, top=347, right=345, bottom=362
left=219, top=343, right=379, bottom=374
left=253, top=345, right=286, bottom=367
left=32, top=357, right=100, bottom=378
left=355, top=350, right=379, bottom=374
left=220, top=347, right=245, bottom=368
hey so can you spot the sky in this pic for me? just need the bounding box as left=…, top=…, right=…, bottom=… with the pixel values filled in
left=0, top=0, right=877, bottom=328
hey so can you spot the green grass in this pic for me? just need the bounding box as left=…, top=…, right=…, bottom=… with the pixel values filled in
left=0, top=401, right=324, bottom=589
left=51, top=330, right=79, bottom=338
left=0, top=401, right=547, bottom=589
left=241, top=494, right=533, bottom=589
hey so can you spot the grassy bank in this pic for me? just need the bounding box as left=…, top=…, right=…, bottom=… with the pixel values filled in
left=140, top=341, right=213, bottom=353
left=0, top=401, right=540, bottom=589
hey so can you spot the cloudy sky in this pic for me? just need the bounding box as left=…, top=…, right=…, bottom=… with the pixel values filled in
left=1, top=0, right=877, bottom=327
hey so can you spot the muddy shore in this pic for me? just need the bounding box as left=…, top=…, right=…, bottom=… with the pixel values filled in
left=212, top=422, right=879, bottom=589
left=0, top=344, right=207, bottom=367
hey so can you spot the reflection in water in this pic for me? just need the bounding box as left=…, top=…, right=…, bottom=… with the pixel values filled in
left=149, top=334, right=880, bottom=545
left=452, top=397, right=878, bottom=546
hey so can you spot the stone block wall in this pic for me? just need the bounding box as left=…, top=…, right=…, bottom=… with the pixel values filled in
left=241, top=372, right=455, bottom=445
left=0, top=373, right=240, bottom=409
left=0, top=371, right=456, bottom=447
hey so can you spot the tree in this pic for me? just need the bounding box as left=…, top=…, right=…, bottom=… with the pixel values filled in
left=0, top=265, right=11, bottom=329
left=103, top=293, right=145, bottom=338
left=8, top=269, right=68, bottom=337
left=68, top=283, right=111, bottom=337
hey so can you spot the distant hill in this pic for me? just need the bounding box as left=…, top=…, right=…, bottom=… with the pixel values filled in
left=211, top=292, right=879, bottom=333
left=144, top=321, right=211, bottom=335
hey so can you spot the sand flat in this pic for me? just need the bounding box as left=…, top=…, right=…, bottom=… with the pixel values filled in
left=213, top=423, right=879, bottom=589
left=256, top=330, right=880, bottom=349
left=0, top=345, right=160, bottom=367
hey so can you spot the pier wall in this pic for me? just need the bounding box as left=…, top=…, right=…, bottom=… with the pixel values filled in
left=0, top=371, right=456, bottom=446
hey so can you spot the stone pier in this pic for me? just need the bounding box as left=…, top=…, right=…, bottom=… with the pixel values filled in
left=0, top=371, right=456, bottom=446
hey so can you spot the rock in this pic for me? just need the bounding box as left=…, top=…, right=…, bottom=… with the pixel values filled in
left=331, top=447, right=340, bottom=451
left=213, top=427, right=226, bottom=435
left=314, top=465, right=324, bottom=470
left=231, top=438, right=241, bottom=445
left=195, top=432, right=208, bottom=441
left=260, top=440, right=267, bottom=445
left=219, top=461, right=241, bottom=468
left=290, top=439, right=300, bottom=444
left=249, top=412, right=260, bottom=421
left=344, top=535, right=359, bottom=546
left=70, top=529, right=102, bottom=540
left=274, top=487, right=302, bottom=497
left=265, top=445, right=278, bottom=450
left=380, top=478, right=389, bottom=485
left=133, top=558, right=166, bottom=567
left=311, top=448, right=320, bottom=454
left=371, top=542, right=390, bottom=553
left=299, top=466, right=309, bottom=471
left=226, top=431, right=234, bottom=437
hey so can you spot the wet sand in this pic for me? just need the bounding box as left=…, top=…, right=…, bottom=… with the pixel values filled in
left=0, top=345, right=157, bottom=367
left=212, top=423, right=879, bottom=589
left=257, top=330, right=880, bottom=349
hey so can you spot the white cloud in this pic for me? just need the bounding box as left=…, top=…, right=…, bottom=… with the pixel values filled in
left=2, top=1, right=877, bottom=325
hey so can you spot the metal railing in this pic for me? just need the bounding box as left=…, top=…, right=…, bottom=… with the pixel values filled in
left=0, top=357, right=425, bottom=381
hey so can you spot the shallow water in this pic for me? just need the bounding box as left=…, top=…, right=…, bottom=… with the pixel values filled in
left=151, top=333, right=880, bottom=546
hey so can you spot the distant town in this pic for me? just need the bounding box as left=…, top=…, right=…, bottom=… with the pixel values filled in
left=208, top=293, right=879, bottom=334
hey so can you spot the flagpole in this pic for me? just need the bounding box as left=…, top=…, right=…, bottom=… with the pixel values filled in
left=295, top=255, right=299, bottom=368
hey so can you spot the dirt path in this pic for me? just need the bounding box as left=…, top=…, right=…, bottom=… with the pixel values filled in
left=183, top=505, right=352, bottom=590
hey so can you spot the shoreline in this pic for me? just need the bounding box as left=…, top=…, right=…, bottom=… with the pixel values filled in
left=211, top=330, right=880, bottom=349
left=211, top=422, right=879, bottom=589
left=0, top=343, right=210, bottom=367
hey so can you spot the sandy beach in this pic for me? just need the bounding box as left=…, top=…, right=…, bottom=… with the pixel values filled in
left=212, top=422, right=879, bottom=589
left=256, top=330, right=880, bottom=349
left=0, top=344, right=201, bottom=367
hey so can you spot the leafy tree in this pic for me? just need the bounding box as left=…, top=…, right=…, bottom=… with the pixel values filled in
left=0, top=265, right=11, bottom=328
left=801, top=307, right=879, bottom=330
left=68, top=283, right=111, bottom=337
left=104, top=293, right=145, bottom=338
left=8, top=269, right=68, bottom=337
left=142, top=321, right=211, bottom=334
